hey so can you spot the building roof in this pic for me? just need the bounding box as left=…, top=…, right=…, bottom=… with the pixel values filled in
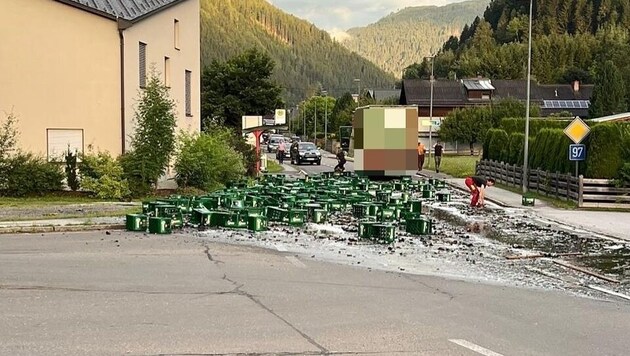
left=367, top=89, right=401, bottom=101
left=590, top=112, right=630, bottom=123
left=401, top=78, right=594, bottom=108
left=56, top=0, right=185, bottom=22
left=462, top=79, right=494, bottom=91
left=401, top=79, right=466, bottom=106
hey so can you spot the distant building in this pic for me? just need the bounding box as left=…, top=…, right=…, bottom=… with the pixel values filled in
left=366, top=89, right=402, bottom=103
left=399, top=77, right=593, bottom=154
left=1, top=0, right=201, bottom=160
left=400, top=77, right=593, bottom=118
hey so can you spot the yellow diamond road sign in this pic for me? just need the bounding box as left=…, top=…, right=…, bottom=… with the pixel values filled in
left=564, top=117, right=590, bottom=144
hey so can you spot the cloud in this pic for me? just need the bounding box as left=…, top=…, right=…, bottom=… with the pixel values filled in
left=267, top=0, right=461, bottom=31
left=328, top=28, right=352, bottom=42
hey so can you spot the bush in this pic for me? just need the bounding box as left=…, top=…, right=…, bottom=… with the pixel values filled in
left=487, top=129, right=509, bottom=162
left=585, top=123, right=626, bottom=178
left=79, top=151, right=130, bottom=200
left=0, top=153, right=64, bottom=196
left=174, top=130, right=246, bottom=192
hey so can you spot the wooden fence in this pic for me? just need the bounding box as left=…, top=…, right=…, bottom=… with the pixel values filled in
left=476, top=160, right=630, bottom=209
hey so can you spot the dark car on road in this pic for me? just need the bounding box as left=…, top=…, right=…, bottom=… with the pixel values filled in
left=291, top=142, right=321, bottom=165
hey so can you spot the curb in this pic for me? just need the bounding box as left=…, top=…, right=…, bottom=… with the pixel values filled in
left=0, top=224, right=126, bottom=235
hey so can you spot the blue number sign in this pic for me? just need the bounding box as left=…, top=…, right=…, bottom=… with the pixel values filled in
left=569, top=144, right=586, bottom=161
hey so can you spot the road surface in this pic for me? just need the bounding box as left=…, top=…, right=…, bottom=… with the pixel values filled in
left=1, top=231, right=629, bottom=355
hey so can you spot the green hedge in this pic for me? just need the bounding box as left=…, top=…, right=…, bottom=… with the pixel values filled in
left=585, top=123, right=627, bottom=179
left=507, top=132, right=525, bottom=165
left=500, top=117, right=577, bottom=136
left=528, top=128, right=573, bottom=173
left=487, top=129, right=509, bottom=162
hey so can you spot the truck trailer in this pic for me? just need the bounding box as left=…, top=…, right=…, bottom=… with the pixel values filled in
left=352, top=105, right=419, bottom=178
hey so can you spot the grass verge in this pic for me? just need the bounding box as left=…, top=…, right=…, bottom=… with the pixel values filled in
left=424, top=154, right=479, bottom=178
left=495, top=183, right=578, bottom=209
left=0, top=196, right=112, bottom=207
left=0, top=206, right=141, bottom=222
left=266, top=160, right=284, bottom=173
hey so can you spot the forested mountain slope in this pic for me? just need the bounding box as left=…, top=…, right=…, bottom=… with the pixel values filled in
left=200, top=0, right=396, bottom=105
left=339, top=0, right=489, bottom=76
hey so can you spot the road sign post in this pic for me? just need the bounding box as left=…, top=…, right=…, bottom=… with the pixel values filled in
left=564, top=117, right=590, bottom=178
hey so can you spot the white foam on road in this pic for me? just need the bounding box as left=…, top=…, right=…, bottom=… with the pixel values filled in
left=449, top=339, right=504, bottom=356
left=286, top=256, right=306, bottom=268
left=276, top=244, right=287, bottom=252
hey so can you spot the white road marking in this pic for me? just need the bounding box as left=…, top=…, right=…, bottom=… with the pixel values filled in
left=276, top=244, right=287, bottom=252
left=588, top=285, right=630, bottom=301
left=286, top=256, right=306, bottom=268
left=449, top=339, right=504, bottom=356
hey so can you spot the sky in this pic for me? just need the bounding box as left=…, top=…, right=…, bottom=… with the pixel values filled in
left=266, top=0, right=461, bottom=39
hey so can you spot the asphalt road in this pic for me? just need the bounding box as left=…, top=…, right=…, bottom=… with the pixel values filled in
left=1, top=231, right=629, bottom=355
left=266, top=149, right=354, bottom=175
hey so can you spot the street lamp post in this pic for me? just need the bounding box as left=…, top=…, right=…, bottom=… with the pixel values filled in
left=314, top=99, right=317, bottom=144
left=522, top=0, right=533, bottom=194
left=322, top=90, right=328, bottom=151
left=429, top=56, right=435, bottom=168
left=354, top=78, right=361, bottom=103
left=303, top=104, right=306, bottom=141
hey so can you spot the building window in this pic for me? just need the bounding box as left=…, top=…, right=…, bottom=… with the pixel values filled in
left=139, top=42, right=147, bottom=88
left=164, top=57, right=171, bottom=87
left=174, top=19, right=180, bottom=50
left=185, top=70, right=192, bottom=117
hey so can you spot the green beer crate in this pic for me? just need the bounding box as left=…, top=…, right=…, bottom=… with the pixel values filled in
left=247, top=215, right=268, bottom=232
left=436, top=191, right=451, bottom=202
left=287, top=209, right=306, bottom=226
left=358, top=220, right=376, bottom=239
left=148, top=217, right=172, bottom=234
left=190, top=208, right=212, bottom=226
left=267, top=207, right=288, bottom=222
left=522, top=194, right=535, bottom=206
left=422, top=189, right=435, bottom=199
left=311, top=209, right=328, bottom=223
left=408, top=200, right=423, bottom=213
left=406, top=216, right=432, bottom=235
left=379, top=208, right=396, bottom=222
left=126, top=214, right=147, bottom=232
left=209, top=211, right=230, bottom=227
left=372, top=224, right=395, bottom=244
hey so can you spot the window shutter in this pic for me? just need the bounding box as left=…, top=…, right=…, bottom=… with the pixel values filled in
left=185, top=70, right=192, bottom=116
left=139, top=42, right=147, bottom=88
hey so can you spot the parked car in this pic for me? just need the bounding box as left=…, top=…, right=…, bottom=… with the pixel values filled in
left=267, top=137, right=282, bottom=153
left=291, top=142, right=321, bottom=165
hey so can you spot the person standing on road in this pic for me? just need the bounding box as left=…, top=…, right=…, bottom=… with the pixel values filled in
left=417, top=142, right=426, bottom=171
left=464, top=176, right=495, bottom=207
left=334, top=147, right=346, bottom=172
left=434, top=141, right=443, bottom=173
left=277, top=140, right=286, bottom=164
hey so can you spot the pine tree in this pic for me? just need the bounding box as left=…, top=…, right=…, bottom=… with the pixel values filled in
left=589, top=60, right=627, bottom=117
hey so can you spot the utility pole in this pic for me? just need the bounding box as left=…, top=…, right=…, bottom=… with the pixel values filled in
left=314, top=100, right=317, bottom=144
left=429, top=55, right=435, bottom=167
left=323, top=90, right=328, bottom=151
left=522, top=0, right=533, bottom=194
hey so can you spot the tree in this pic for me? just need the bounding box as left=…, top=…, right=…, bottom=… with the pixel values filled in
left=294, top=95, right=337, bottom=139
left=121, top=70, right=177, bottom=195
left=439, top=107, right=493, bottom=155
left=201, top=49, right=284, bottom=129
left=589, top=60, right=627, bottom=117
left=0, top=111, right=18, bottom=161
left=329, top=92, right=356, bottom=136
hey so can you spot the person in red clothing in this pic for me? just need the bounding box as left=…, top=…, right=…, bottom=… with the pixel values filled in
left=464, top=176, right=495, bottom=207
